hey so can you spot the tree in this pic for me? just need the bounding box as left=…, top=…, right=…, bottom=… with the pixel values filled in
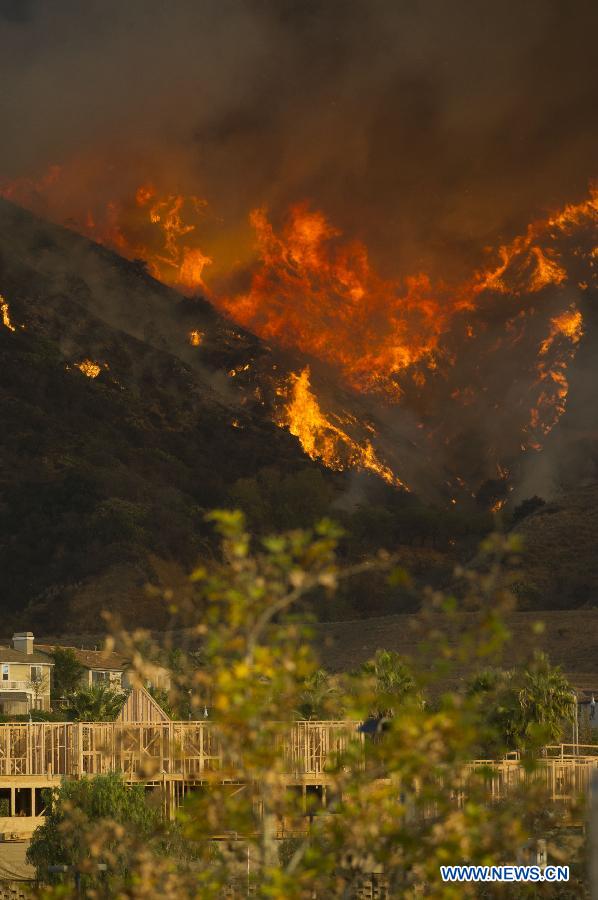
left=25, top=670, right=49, bottom=710
left=50, top=647, right=85, bottom=702
left=67, top=683, right=128, bottom=721
left=466, top=667, right=523, bottom=754
left=27, top=773, right=163, bottom=891
left=468, top=654, right=576, bottom=751
left=357, top=649, right=418, bottom=718
left=517, top=651, right=576, bottom=745
left=295, top=669, right=344, bottom=720
left=35, top=518, right=586, bottom=897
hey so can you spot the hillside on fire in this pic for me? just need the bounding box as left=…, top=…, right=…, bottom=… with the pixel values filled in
left=0, top=198, right=485, bottom=631
left=1, top=193, right=597, bottom=632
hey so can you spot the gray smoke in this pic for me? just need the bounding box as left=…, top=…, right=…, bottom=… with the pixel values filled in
left=1, top=0, right=596, bottom=282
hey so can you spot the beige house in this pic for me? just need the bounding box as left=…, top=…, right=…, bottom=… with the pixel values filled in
left=0, top=633, right=171, bottom=714
left=0, top=633, right=53, bottom=714
left=35, top=643, right=172, bottom=694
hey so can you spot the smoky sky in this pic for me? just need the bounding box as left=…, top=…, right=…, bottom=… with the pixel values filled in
left=1, top=0, right=597, bottom=279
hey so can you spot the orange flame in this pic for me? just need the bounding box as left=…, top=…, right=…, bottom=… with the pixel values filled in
left=525, top=306, right=583, bottom=445
left=276, top=367, right=408, bottom=489
left=2, top=165, right=596, bottom=486
left=76, top=359, right=102, bottom=378
left=188, top=329, right=204, bottom=347
left=218, top=203, right=471, bottom=398
left=218, top=189, right=596, bottom=406
left=1, top=295, right=16, bottom=332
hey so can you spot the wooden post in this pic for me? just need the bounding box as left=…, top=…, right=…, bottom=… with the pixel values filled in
left=590, top=768, right=598, bottom=900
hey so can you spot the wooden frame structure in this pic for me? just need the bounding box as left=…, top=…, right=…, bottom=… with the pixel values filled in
left=0, top=720, right=361, bottom=780
left=1, top=718, right=597, bottom=838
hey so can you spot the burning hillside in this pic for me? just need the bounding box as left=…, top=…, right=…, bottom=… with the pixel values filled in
left=1, top=165, right=596, bottom=498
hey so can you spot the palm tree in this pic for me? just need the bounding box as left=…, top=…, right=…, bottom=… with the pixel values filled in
left=67, top=683, right=128, bottom=721
left=295, top=669, right=343, bottom=720
left=359, top=650, right=418, bottom=718
left=467, top=667, right=522, bottom=753
left=469, top=656, right=576, bottom=751
left=517, top=652, right=575, bottom=744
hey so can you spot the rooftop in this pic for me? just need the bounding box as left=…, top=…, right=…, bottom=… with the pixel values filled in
left=0, top=646, right=54, bottom=664
left=35, top=644, right=129, bottom=671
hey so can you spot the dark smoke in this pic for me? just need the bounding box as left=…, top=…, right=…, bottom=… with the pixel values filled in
left=1, top=0, right=597, bottom=281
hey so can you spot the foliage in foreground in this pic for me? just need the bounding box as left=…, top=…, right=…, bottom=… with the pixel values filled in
left=29, top=513, right=585, bottom=898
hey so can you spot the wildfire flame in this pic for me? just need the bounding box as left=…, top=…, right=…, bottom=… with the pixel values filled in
left=134, top=185, right=212, bottom=290
left=1, top=164, right=596, bottom=492
left=220, top=192, right=596, bottom=402
left=1, top=295, right=16, bottom=332
left=219, top=203, right=469, bottom=398
left=188, top=330, right=204, bottom=347
left=526, top=306, right=584, bottom=445
left=76, top=359, right=102, bottom=378
left=277, top=367, right=408, bottom=489
left=0, top=169, right=213, bottom=291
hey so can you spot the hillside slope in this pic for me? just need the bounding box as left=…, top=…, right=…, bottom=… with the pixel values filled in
left=2, top=199, right=597, bottom=632
left=512, top=485, right=598, bottom=609
left=0, top=199, right=346, bottom=630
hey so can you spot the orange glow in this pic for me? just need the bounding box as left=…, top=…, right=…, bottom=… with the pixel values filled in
left=1, top=295, right=16, bottom=332
left=276, top=367, right=408, bottom=489
left=218, top=189, right=596, bottom=407
left=188, top=329, right=204, bottom=347
left=2, top=164, right=596, bottom=484
left=525, top=306, right=584, bottom=444
left=218, top=203, right=470, bottom=398
left=1, top=168, right=213, bottom=292
left=76, top=359, right=102, bottom=378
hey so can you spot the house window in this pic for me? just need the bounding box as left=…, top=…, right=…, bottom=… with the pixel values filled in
left=1, top=665, right=8, bottom=681
left=30, top=666, right=43, bottom=681
left=92, top=670, right=121, bottom=686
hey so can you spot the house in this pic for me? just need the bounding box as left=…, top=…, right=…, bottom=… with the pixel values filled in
left=35, top=643, right=171, bottom=694
left=0, top=633, right=53, bottom=714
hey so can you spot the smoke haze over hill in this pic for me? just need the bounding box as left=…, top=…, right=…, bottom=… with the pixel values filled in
left=1, top=0, right=597, bottom=280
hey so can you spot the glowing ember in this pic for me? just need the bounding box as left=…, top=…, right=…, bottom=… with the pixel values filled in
left=228, top=363, right=250, bottom=377
left=277, top=367, right=408, bottom=489
left=0, top=295, right=16, bottom=332
left=188, top=330, right=204, bottom=346
left=76, top=359, right=102, bottom=378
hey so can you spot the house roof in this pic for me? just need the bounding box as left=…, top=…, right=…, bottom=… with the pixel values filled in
left=36, top=644, right=129, bottom=672
left=0, top=647, right=54, bottom=664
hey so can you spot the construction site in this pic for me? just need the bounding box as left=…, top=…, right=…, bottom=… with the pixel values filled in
left=0, top=688, right=596, bottom=897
